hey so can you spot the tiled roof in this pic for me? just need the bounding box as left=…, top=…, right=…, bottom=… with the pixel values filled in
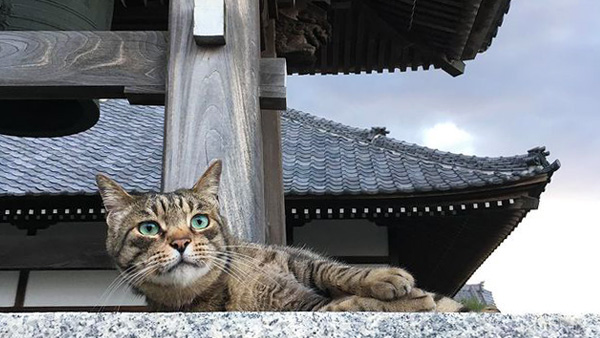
left=282, top=109, right=559, bottom=196
left=0, top=100, right=559, bottom=197
left=0, top=101, right=163, bottom=196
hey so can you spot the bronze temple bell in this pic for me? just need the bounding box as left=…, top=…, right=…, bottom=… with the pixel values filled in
left=0, top=0, right=114, bottom=137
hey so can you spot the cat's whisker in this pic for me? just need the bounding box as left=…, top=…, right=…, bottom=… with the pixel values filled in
left=96, top=263, right=141, bottom=308
left=205, top=258, right=245, bottom=286
left=193, top=253, right=263, bottom=290
left=99, top=257, right=157, bottom=294
left=194, top=253, right=249, bottom=284
left=185, top=254, right=249, bottom=296
left=206, top=258, right=269, bottom=295
left=95, top=260, right=162, bottom=311
left=107, top=263, right=161, bottom=303
left=96, top=265, right=149, bottom=312
left=204, top=249, right=284, bottom=287
left=128, top=264, right=160, bottom=287
left=196, top=250, right=282, bottom=290
left=111, top=264, right=162, bottom=311
left=110, top=265, right=160, bottom=310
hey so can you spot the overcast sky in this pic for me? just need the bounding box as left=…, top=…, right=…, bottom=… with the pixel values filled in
left=288, top=1, right=600, bottom=313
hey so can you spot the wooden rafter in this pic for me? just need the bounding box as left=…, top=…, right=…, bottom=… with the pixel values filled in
left=356, top=0, right=465, bottom=76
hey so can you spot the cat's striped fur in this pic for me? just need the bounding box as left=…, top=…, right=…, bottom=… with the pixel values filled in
left=96, top=160, right=467, bottom=312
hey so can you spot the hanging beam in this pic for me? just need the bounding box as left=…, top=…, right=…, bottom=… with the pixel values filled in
left=0, top=31, right=167, bottom=101
left=162, top=0, right=265, bottom=242
left=0, top=31, right=285, bottom=107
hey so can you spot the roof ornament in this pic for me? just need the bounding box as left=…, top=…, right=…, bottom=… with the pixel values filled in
left=368, top=127, right=390, bottom=142
left=526, top=146, right=561, bottom=172
left=527, top=146, right=550, bottom=157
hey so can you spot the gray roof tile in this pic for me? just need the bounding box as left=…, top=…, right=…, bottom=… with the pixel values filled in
left=0, top=100, right=559, bottom=197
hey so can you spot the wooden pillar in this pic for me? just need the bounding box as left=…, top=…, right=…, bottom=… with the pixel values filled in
left=259, top=58, right=287, bottom=245
left=162, top=0, right=265, bottom=242
left=262, top=109, right=286, bottom=244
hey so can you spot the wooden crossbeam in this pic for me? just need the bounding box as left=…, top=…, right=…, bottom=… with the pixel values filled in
left=259, top=58, right=287, bottom=110
left=0, top=31, right=167, bottom=101
left=0, top=31, right=285, bottom=107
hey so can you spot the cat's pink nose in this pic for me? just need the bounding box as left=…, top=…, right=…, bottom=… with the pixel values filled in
left=170, top=238, right=191, bottom=253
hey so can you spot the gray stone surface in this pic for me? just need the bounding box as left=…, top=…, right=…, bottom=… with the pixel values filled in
left=0, top=100, right=559, bottom=197
left=1, top=312, right=599, bottom=338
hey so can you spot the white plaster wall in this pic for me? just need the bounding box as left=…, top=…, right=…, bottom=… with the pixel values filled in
left=0, top=272, right=19, bottom=307
left=24, top=270, right=145, bottom=307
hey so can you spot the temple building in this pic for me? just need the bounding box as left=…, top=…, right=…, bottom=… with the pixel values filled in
left=0, top=0, right=548, bottom=314
left=0, top=100, right=559, bottom=311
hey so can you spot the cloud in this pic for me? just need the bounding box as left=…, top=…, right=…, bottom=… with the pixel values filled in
left=422, top=122, right=475, bottom=155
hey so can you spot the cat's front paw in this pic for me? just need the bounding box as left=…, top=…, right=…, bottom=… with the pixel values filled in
left=363, top=267, right=415, bottom=300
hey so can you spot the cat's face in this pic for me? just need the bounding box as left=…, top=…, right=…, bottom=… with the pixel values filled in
left=96, top=160, right=229, bottom=287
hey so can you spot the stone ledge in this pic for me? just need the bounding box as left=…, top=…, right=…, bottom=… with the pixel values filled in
left=1, top=312, right=599, bottom=338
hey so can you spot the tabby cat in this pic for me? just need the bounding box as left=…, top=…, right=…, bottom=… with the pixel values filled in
left=96, top=160, right=467, bottom=312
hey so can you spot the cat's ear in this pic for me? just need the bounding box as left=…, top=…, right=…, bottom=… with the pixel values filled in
left=192, top=159, right=222, bottom=197
left=96, top=173, right=134, bottom=213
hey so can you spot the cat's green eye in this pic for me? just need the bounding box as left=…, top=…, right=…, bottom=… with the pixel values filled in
left=138, top=222, right=160, bottom=236
left=191, top=214, right=209, bottom=230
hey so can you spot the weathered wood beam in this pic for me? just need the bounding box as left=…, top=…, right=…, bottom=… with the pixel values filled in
left=162, top=0, right=265, bottom=242
left=0, top=31, right=285, bottom=106
left=260, top=58, right=287, bottom=245
left=261, top=109, right=286, bottom=245
left=440, top=56, right=466, bottom=77
left=0, top=31, right=167, bottom=101
left=193, top=0, right=226, bottom=45
left=259, top=58, right=287, bottom=110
